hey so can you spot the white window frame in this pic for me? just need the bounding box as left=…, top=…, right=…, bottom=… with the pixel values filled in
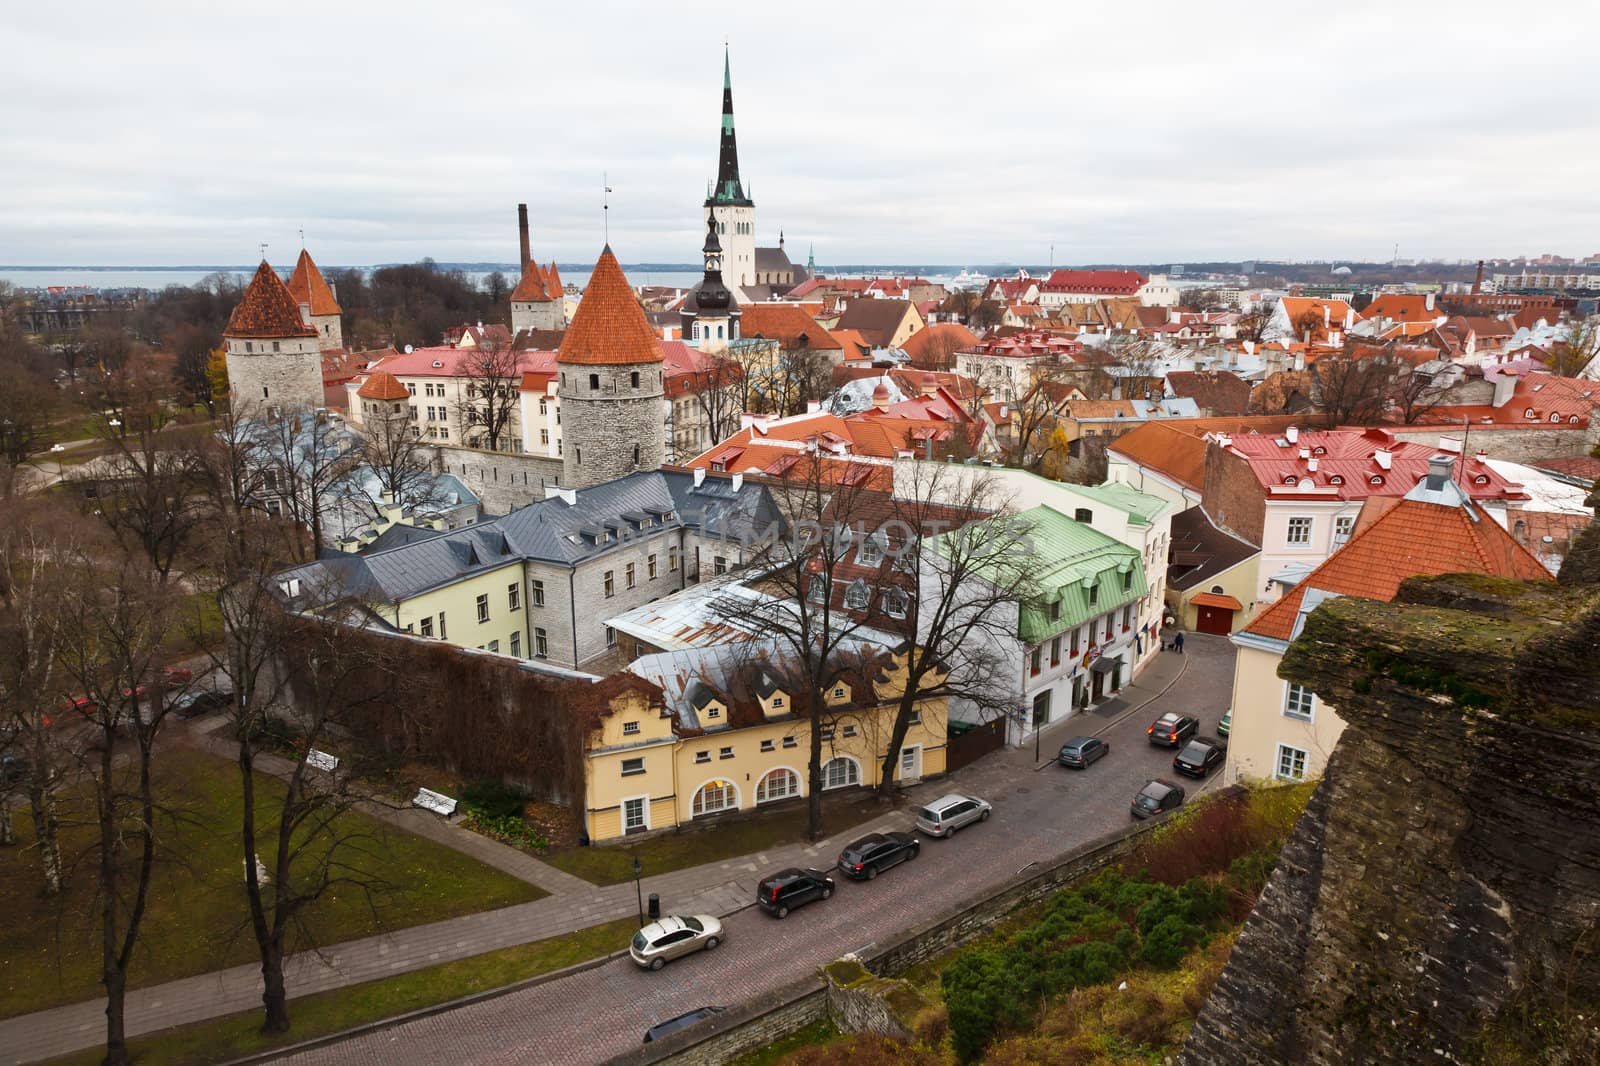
left=620, top=757, right=645, bottom=777
left=691, top=778, right=739, bottom=817
left=476, top=594, right=490, bottom=623
left=755, top=767, right=801, bottom=804
left=1332, top=514, right=1355, bottom=548
left=531, top=580, right=546, bottom=607
left=622, top=794, right=650, bottom=833
left=899, top=745, right=922, bottom=780
left=1283, top=682, right=1315, bottom=721
left=883, top=587, right=909, bottom=619
left=821, top=755, right=861, bottom=790
left=1286, top=516, right=1314, bottom=546
left=622, top=720, right=641, bottom=736
left=1275, top=743, right=1308, bottom=782
left=844, top=580, right=870, bottom=610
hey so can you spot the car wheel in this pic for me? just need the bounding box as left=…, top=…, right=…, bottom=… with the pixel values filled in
left=943, top=827, right=954, bottom=839
left=866, top=866, right=878, bottom=881
left=705, top=936, right=720, bottom=951
left=776, top=906, right=789, bottom=919
left=649, top=957, right=665, bottom=971
left=979, top=808, right=991, bottom=822
left=909, top=845, right=920, bottom=860
left=821, top=887, right=832, bottom=900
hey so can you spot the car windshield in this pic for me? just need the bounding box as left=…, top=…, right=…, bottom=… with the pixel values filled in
left=632, top=932, right=648, bottom=951
left=682, top=916, right=704, bottom=932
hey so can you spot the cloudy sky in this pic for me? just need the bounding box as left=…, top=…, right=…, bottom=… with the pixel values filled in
left=4, top=0, right=1597, bottom=268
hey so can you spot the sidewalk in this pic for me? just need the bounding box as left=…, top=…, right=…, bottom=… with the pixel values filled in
left=1029, top=642, right=1192, bottom=769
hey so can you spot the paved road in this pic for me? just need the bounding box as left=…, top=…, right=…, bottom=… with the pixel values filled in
left=281, top=639, right=1234, bottom=1066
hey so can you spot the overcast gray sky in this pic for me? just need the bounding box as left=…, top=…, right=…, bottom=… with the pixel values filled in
left=4, top=0, right=1598, bottom=267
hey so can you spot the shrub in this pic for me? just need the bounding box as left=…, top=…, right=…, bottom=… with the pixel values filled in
left=943, top=948, right=1031, bottom=1061
left=460, top=778, right=528, bottom=821
left=1140, top=913, right=1204, bottom=968
left=460, top=810, right=548, bottom=852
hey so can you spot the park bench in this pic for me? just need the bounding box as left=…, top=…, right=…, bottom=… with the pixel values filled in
left=305, top=749, right=340, bottom=773
left=413, top=787, right=458, bottom=817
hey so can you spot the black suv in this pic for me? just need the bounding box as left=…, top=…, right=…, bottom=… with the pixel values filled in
left=1131, top=778, right=1185, bottom=819
left=756, top=867, right=835, bottom=918
left=1146, top=712, right=1199, bottom=748
left=1173, top=738, right=1226, bottom=779
left=1058, top=735, right=1109, bottom=769
left=838, top=831, right=919, bottom=880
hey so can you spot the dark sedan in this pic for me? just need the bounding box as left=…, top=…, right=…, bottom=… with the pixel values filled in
left=756, top=867, right=834, bottom=918
left=1131, top=778, right=1185, bottom=819
left=837, top=831, right=919, bottom=881
left=1146, top=712, right=1199, bottom=748
left=1173, top=738, right=1226, bottom=779
left=1058, top=735, right=1109, bottom=768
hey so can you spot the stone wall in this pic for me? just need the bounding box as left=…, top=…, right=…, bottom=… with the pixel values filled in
left=430, top=444, right=564, bottom=515
left=226, top=336, right=326, bottom=414
left=1179, top=576, right=1600, bottom=1065
left=1391, top=422, right=1599, bottom=462
left=1201, top=440, right=1266, bottom=545
left=606, top=978, right=827, bottom=1066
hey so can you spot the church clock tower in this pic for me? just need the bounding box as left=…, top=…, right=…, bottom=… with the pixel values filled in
left=704, top=47, right=756, bottom=292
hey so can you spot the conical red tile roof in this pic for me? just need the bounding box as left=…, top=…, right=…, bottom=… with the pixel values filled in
left=285, top=249, right=342, bottom=316
left=225, top=261, right=317, bottom=339
left=557, top=246, right=663, bottom=365
left=511, top=260, right=550, bottom=302
left=357, top=370, right=410, bottom=401
left=545, top=261, right=564, bottom=295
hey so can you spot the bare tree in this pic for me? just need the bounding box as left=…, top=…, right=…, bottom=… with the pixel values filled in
left=354, top=399, right=443, bottom=522
left=261, top=408, right=360, bottom=560
left=1549, top=319, right=1600, bottom=378
left=454, top=339, right=522, bottom=452
left=1389, top=362, right=1447, bottom=425
left=1314, top=352, right=1397, bottom=427
left=676, top=355, right=744, bottom=458
left=53, top=550, right=184, bottom=1066
left=0, top=363, right=56, bottom=498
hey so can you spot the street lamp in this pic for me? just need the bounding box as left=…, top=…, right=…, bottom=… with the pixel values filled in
left=632, top=854, right=645, bottom=928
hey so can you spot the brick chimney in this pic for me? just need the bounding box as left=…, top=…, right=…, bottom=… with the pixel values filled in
left=517, top=203, right=531, bottom=271
left=1472, top=260, right=1484, bottom=295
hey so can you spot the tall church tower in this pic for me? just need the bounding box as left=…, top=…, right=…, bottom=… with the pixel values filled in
left=223, top=261, right=325, bottom=415
left=683, top=215, right=740, bottom=354
left=556, top=246, right=666, bottom=489
left=704, top=47, right=756, bottom=292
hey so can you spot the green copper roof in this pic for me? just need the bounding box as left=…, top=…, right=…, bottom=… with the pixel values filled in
left=1057, top=481, right=1169, bottom=527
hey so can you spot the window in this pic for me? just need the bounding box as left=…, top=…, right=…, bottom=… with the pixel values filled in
left=623, top=721, right=641, bottom=736
left=713, top=555, right=728, bottom=576
left=589, top=373, right=600, bottom=390
left=606, top=625, right=617, bottom=648
left=648, top=554, right=658, bottom=580
left=510, top=631, right=520, bottom=657
left=704, top=706, right=720, bottom=719
left=692, top=779, right=737, bottom=816
left=534, top=627, right=548, bottom=658
left=623, top=797, right=646, bottom=833
left=1071, top=628, right=1080, bottom=656
left=1032, top=690, right=1051, bottom=728
left=695, top=750, right=710, bottom=764
left=487, top=640, right=499, bottom=653
left=1275, top=744, right=1308, bottom=781
left=1122, top=570, right=1133, bottom=591
left=772, top=696, right=785, bottom=708
left=857, top=535, right=884, bottom=566
left=538, top=397, right=548, bottom=415
left=621, top=757, right=645, bottom=776
left=1284, top=683, right=1315, bottom=721
left=883, top=587, right=909, bottom=618
left=630, top=371, right=640, bottom=388
left=1049, top=600, right=1061, bottom=622
left=1286, top=516, right=1313, bottom=545
left=760, top=739, right=775, bottom=752
left=1105, top=615, right=1115, bottom=640
left=782, top=736, right=797, bottom=748
left=420, top=617, right=433, bottom=637
left=1074, top=507, right=1092, bottom=524
left=532, top=580, right=545, bottom=607
left=625, top=563, right=636, bottom=589
left=842, top=724, right=857, bottom=737
left=822, top=757, right=860, bottom=790
left=669, top=546, right=679, bottom=571
left=476, top=594, right=490, bottom=623
left=1088, top=583, right=1099, bottom=606
left=1122, top=606, right=1132, bottom=629
left=756, top=768, right=799, bottom=804
left=604, top=571, right=615, bottom=597
left=844, top=580, right=870, bottom=610
left=1333, top=515, right=1355, bottom=548
left=437, top=612, right=446, bottom=639
left=808, top=577, right=828, bottom=604
left=1030, top=647, right=1042, bottom=675
left=718, top=746, right=734, bottom=760
left=1051, top=636, right=1061, bottom=666
left=508, top=583, right=520, bottom=611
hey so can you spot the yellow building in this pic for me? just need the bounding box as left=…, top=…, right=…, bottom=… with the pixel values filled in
left=582, top=645, right=949, bottom=842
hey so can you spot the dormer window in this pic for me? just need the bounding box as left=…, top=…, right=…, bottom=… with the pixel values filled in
left=1474, top=474, right=1489, bottom=485
left=844, top=580, right=870, bottom=610
left=772, top=696, right=784, bottom=708
left=1370, top=475, right=1384, bottom=485
left=1329, top=475, right=1344, bottom=485
left=833, top=686, right=847, bottom=700
left=1550, top=412, right=1561, bottom=423
left=1525, top=408, right=1537, bottom=420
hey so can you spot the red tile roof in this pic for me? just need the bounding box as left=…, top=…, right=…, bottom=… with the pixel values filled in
left=225, top=261, right=317, bottom=339
left=284, top=249, right=341, bottom=316
left=1041, top=269, right=1146, bottom=295
left=557, top=246, right=663, bottom=366
left=1106, top=421, right=1211, bottom=490
left=1420, top=372, right=1596, bottom=429
left=1243, top=495, right=1551, bottom=641
left=1360, top=294, right=1439, bottom=323
left=511, top=260, right=550, bottom=302
left=1225, top=427, right=1529, bottom=502
left=357, top=371, right=410, bottom=401
left=740, top=303, right=843, bottom=349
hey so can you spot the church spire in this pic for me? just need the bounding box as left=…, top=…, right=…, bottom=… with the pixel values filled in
left=708, top=45, right=752, bottom=207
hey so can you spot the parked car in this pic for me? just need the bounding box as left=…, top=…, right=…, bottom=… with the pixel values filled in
left=170, top=689, right=229, bottom=719
left=644, top=1005, right=724, bottom=1043
left=1217, top=709, right=1231, bottom=741
left=1, top=753, right=29, bottom=787
left=1146, top=712, right=1199, bottom=748
left=914, top=794, right=991, bottom=838
left=1131, top=778, right=1186, bottom=819
left=756, top=868, right=834, bottom=918
left=1058, top=735, right=1110, bottom=769
left=160, top=666, right=193, bottom=687
left=1173, top=738, right=1226, bottom=779
left=629, top=914, right=724, bottom=970
left=837, top=831, right=919, bottom=880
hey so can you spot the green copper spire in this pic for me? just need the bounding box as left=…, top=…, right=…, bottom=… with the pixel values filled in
left=708, top=45, right=751, bottom=207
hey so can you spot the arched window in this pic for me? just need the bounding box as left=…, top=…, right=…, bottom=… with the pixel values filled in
left=1550, top=412, right=1561, bottom=423
left=822, top=757, right=861, bottom=790
left=692, top=779, right=738, bottom=816
left=756, top=768, right=799, bottom=804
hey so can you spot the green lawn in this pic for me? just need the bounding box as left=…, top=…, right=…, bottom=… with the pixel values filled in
left=44, top=917, right=637, bottom=1066
left=1, top=747, right=544, bottom=1019
left=543, top=791, right=893, bottom=885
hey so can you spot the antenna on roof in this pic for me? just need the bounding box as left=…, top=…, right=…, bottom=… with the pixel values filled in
left=259, top=242, right=268, bottom=262
left=603, top=172, right=613, bottom=244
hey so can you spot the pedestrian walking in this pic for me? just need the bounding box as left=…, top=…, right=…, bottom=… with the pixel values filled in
left=1174, top=631, right=1185, bottom=654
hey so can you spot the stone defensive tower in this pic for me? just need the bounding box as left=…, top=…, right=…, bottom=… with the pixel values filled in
left=510, top=203, right=566, bottom=335
left=223, top=260, right=325, bottom=415
left=556, top=246, right=665, bottom=488
left=284, top=248, right=344, bottom=351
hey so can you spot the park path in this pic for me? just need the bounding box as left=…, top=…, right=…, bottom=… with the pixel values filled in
left=0, top=637, right=1212, bottom=1066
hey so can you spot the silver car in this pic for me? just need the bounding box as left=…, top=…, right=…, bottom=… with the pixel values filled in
left=629, top=914, right=724, bottom=970
left=914, top=793, right=992, bottom=838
